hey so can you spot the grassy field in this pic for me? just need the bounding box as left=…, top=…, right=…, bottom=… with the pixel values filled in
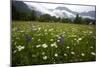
left=12, top=21, right=96, bottom=66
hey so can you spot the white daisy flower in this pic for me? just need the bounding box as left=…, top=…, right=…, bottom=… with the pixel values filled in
left=36, top=44, right=41, bottom=48
left=53, top=62, right=56, bottom=64
left=42, top=43, right=48, bottom=48
left=38, top=39, right=41, bottom=42
left=89, top=31, right=93, bottom=34
left=42, top=52, right=45, bottom=55
left=20, top=30, right=24, bottom=33
left=50, top=39, right=53, bottom=42
left=57, top=39, right=60, bottom=42
left=32, top=37, right=34, bottom=40
left=51, top=42, right=58, bottom=48
left=66, top=46, right=70, bottom=49
left=63, top=32, right=66, bottom=34
left=38, top=27, right=41, bottom=31
left=81, top=53, right=85, bottom=56
left=13, top=50, right=17, bottom=53
left=74, top=38, right=77, bottom=40
left=51, top=43, right=55, bottom=47
left=49, top=28, right=54, bottom=31
left=32, top=26, right=35, bottom=28
left=16, top=45, right=25, bottom=51
left=58, top=36, right=61, bottom=39
left=91, top=52, right=96, bottom=56
left=64, top=53, right=67, bottom=56
left=43, top=56, right=47, bottom=60
left=71, top=51, right=75, bottom=55
left=44, top=29, right=47, bottom=32
left=90, top=46, right=93, bottom=49
left=55, top=45, right=58, bottom=48
left=54, top=53, right=58, bottom=57
left=70, top=35, right=77, bottom=37
left=78, top=38, right=82, bottom=41
left=56, top=35, right=59, bottom=37
left=61, top=34, right=64, bottom=37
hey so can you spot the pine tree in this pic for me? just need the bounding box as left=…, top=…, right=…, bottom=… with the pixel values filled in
left=74, top=14, right=82, bottom=24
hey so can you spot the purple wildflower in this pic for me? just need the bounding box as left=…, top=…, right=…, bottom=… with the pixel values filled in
left=25, top=34, right=32, bottom=43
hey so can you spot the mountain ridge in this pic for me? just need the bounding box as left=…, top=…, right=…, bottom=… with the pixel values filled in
left=12, top=1, right=96, bottom=20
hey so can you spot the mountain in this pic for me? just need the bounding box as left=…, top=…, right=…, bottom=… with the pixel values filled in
left=79, top=11, right=96, bottom=19
left=55, top=6, right=78, bottom=14
left=12, top=1, right=96, bottom=20
left=26, top=4, right=76, bottom=18
left=52, top=6, right=95, bottom=19
left=12, top=1, right=32, bottom=13
left=28, top=4, right=95, bottom=19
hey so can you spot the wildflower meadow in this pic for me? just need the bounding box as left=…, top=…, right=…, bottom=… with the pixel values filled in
left=12, top=21, right=96, bottom=66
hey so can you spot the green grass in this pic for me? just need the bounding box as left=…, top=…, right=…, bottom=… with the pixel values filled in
left=12, top=21, right=96, bottom=66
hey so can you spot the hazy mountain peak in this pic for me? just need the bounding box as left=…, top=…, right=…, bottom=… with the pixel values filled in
left=55, top=6, right=72, bottom=11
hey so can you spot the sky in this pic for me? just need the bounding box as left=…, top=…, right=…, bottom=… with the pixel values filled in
left=14, top=0, right=96, bottom=5
left=14, top=0, right=96, bottom=13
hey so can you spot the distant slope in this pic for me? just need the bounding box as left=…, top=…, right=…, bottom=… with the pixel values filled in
left=79, top=11, right=96, bottom=19
left=12, top=1, right=32, bottom=13
left=53, top=6, right=96, bottom=19
left=28, top=4, right=95, bottom=19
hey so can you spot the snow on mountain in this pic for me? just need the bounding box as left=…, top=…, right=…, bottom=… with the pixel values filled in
left=52, top=10, right=75, bottom=18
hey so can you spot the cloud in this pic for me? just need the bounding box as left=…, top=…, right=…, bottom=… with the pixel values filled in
left=24, top=1, right=95, bottom=13
left=14, top=0, right=96, bottom=5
